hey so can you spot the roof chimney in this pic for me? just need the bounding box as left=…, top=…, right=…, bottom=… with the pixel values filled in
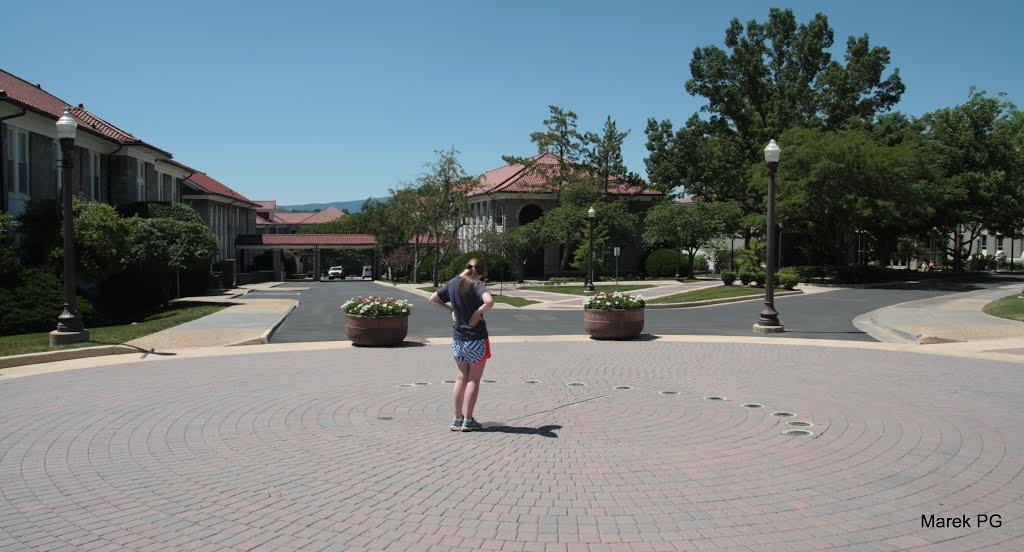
left=78, top=103, right=84, bottom=109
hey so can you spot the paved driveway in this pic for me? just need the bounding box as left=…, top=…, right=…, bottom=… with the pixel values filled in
left=1, top=339, right=1021, bottom=551
left=263, top=280, right=1000, bottom=344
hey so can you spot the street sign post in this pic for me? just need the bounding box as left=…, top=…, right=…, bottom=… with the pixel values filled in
left=613, top=247, right=620, bottom=284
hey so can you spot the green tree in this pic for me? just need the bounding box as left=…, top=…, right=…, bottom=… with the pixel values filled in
left=643, top=201, right=738, bottom=278
left=415, top=147, right=472, bottom=285
left=123, top=217, right=219, bottom=298
left=0, top=213, right=19, bottom=278
left=764, top=127, right=933, bottom=265
left=359, top=197, right=410, bottom=276
left=923, top=89, right=1023, bottom=269
left=510, top=105, right=588, bottom=174
left=505, top=107, right=644, bottom=272
left=68, top=198, right=129, bottom=282
left=390, top=186, right=432, bottom=283
left=477, top=222, right=550, bottom=281
left=646, top=8, right=904, bottom=232
left=584, top=116, right=630, bottom=197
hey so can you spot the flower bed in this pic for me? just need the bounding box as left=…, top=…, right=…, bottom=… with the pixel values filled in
left=583, top=291, right=646, bottom=310
left=341, top=296, right=413, bottom=317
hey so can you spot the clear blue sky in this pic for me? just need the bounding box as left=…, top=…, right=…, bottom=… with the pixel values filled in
left=4, top=1, right=1022, bottom=205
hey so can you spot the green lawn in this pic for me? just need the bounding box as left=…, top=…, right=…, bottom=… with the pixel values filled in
left=0, top=303, right=226, bottom=357
left=519, top=284, right=655, bottom=296
left=648, top=285, right=768, bottom=304
left=983, top=294, right=1024, bottom=322
left=492, top=295, right=540, bottom=307
left=418, top=286, right=538, bottom=307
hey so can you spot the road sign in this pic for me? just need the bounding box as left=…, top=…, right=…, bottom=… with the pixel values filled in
left=613, top=247, right=620, bottom=257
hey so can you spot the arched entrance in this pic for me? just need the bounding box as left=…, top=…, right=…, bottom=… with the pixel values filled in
left=518, top=204, right=545, bottom=278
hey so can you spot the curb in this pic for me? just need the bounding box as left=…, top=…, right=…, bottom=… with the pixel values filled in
left=0, top=344, right=139, bottom=370
left=645, top=289, right=802, bottom=309
left=227, top=302, right=298, bottom=347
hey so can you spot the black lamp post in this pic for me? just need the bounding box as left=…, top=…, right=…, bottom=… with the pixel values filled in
left=584, top=206, right=596, bottom=293
left=50, top=110, right=89, bottom=345
left=754, top=139, right=784, bottom=333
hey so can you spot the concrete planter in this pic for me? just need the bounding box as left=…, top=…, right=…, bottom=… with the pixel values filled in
left=583, top=308, right=644, bottom=340
left=345, top=314, right=409, bottom=346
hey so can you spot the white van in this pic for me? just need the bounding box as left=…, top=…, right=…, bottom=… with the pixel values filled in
left=361, top=266, right=373, bottom=279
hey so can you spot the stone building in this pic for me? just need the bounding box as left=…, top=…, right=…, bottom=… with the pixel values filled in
left=459, top=153, right=662, bottom=279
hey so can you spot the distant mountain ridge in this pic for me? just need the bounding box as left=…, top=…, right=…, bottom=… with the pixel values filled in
left=278, top=198, right=387, bottom=214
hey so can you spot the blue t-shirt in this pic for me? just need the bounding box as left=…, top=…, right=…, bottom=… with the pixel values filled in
left=436, top=276, right=489, bottom=340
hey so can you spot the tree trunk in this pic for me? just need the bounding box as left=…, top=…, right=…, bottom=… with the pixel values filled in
left=412, top=236, right=420, bottom=284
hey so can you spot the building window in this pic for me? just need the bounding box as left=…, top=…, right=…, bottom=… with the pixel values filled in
left=17, top=129, right=29, bottom=195
left=997, top=235, right=1004, bottom=252
left=53, top=139, right=62, bottom=194
left=5, top=127, right=30, bottom=195
left=172, top=177, right=179, bottom=202
left=2, top=127, right=10, bottom=192
left=155, top=171, right=164, bottom=201
left=90, top=151, right=101, bottom=201
left=137, top=161, right=146, bottom=201
left=981, top=235, right=988, bottom=251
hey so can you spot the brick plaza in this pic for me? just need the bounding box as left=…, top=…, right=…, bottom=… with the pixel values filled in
left=0, top=339, right=1021, bottom=551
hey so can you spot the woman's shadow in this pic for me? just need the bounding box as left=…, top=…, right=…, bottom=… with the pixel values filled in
left=481, top=424, right=561, bottom=438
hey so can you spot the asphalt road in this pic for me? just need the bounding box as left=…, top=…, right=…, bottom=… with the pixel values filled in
left=261, top=277, right=1016, bottom=344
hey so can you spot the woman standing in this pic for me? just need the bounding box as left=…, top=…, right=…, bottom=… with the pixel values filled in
left=429, top=258, right=495, bottom=432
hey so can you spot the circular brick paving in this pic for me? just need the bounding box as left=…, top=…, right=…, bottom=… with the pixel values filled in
left=1, top=341, right=1023, bottom=551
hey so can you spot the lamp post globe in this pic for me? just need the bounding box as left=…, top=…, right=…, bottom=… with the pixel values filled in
left=754, top=139, right=784, bottom=333
left=50, top=110, right=90, bottom=345
left=584, top=207, right=596, bottom=293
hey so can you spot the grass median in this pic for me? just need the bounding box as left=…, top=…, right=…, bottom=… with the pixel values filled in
left=416, top=286, right=539, bottom=307
left=648, top=285, right=769, bottom=304
left=0, top=302, right=227, bottom=357
left=518, top=284, right=655, bottom=296
left=983, top=294, right=1024, bottom=322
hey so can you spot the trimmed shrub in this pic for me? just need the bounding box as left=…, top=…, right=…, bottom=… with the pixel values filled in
left=116, top=201, right=204, bottom=224
left=418, top=252, right=436, bottom=279
left=721, top=272, right=736, bottom=286
left=692, top=254, right=709, bottom=274
left=0, top=213, right=17, bottom=278
left=644, top=248, right=679, bottom=278
left=776, top=267, right=800, bottom=290
left=17, top=199, right=61, bottom=269
left=282, top=250, right=298, bottom=277
left=441, top=251, right=511, bottom=282
left=739, top=271, right=754, bottom=286
left=0, top=268, right=93, bottom=335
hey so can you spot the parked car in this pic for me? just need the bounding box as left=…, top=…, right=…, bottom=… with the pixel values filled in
left=361, top=266, right=373, bottom=279
left=327, top=266, right=345, bottom=280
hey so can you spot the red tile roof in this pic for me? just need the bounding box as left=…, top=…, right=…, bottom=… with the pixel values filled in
left=0, top=69, right=169, bottom=155
left=68, top=106, right=140, bottom=144
left=238, top=234, right=377, bottom=246
left=257, top=206, right=345, bottom=226
left=0, top=69, right=74, bottom=120
left=186, top=172, right=258, bottom=207
left=469, top=152, right=661, bottom=197
left=409, top=234, right=449, bottom=245
left=237, top=234, right=445, bottom=246
left=255, top=201, right=277, bottom=210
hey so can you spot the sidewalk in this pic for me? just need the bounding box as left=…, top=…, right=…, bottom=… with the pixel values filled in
left=854, top=282, right=1024, bottom=344
left=4, top=279, right=1023, bottom=370
left=0, top=282, right=296, bottom=369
